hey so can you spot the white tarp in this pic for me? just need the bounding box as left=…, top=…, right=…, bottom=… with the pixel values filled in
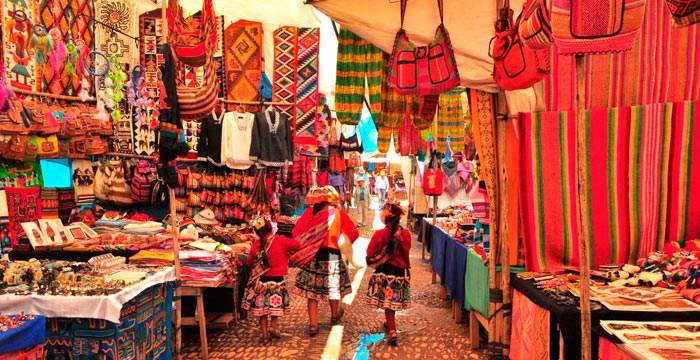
left=309, top=0, right=526, bottom=94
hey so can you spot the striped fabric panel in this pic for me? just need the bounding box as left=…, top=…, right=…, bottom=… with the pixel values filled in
left=436, top=90, right=464, bottom=152
left=519, top=101, right=694, bottom=272
left=378, top=53, right=405, bottom=153
left=667, top=101, right=700, bottom=244
left=541, top=0, right=700, bottom=112
left=334, top=27, right=383, bottom=125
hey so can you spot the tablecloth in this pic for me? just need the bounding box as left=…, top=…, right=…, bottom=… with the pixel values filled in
left=9, top=249, right=140, bottom=263
left=0, top=315, right=45, bottom=354
left=464, top=251, right=525, bottom=318
left=430, top=226, right=448, bottom=283
left=443, top=236, right=468, bottom=308
left=0, top=267, right=175, bottom=323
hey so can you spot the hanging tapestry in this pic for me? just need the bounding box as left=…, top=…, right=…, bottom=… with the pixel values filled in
left=517, top=103, right=677, bottom=272
left=398, top=107, right=426, bottom=156
left=38, top=0, right=94, bottom=96
left=273, top=26, right=298, bottom=121
left=6, top=186, right=41, bottom=246
left=550, top=0, right=646, bottom=55
left=314, top=95, right=331, bottom=156
left=96, top=0, right=136, bottom=65
left=294, top=27, right=320, bottom=150
left=3, top=0, right=38, bottom=91
left=666, top=100, right=700, bottom=246
left=436, top=89, right=465, bottom=152
left=378, top=53, right=405, bottom=153
left=192, top=12, right=225, bottom=98
left=541, top=0, right=700, bottom=111
left=224, top=20, right=262, bottom=109
left=137, top=8, right=164, bottom=155
left=334, top=26, right=382, bottom=126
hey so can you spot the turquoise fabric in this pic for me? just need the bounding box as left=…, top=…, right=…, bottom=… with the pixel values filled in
left=358, top=105, right=377, bottom=153
left=39, top=159, right=72, bottom=188
left=463, top=248, right=525, bottom=318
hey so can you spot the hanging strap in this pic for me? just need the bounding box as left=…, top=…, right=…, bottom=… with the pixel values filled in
left=401, top=0, right=445, bottom=28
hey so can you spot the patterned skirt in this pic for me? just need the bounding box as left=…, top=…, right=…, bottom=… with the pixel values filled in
left=366, top=264, right=411, bottom=311
left=294, top=248, right=352, bottom=301
left=242, top=276, right=291, bottom=316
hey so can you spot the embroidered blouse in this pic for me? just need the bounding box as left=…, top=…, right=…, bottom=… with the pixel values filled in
left=249, top=111, right=294, bottom=167
left=221, top=111, right=255, bottom=170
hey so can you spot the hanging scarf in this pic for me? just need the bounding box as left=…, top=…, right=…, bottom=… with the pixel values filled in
left=289, top=207, right=337, bottom=267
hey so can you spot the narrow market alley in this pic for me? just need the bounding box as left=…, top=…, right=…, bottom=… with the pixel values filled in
left=181, top=206, right=487, bottom=360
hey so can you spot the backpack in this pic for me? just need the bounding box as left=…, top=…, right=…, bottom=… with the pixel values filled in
left=130, top=160, right=156, bottom=203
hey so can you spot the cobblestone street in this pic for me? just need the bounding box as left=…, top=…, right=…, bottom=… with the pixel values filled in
left=182, top=205, right=487, bottom=359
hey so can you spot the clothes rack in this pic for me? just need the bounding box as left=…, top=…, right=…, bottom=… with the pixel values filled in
left=218, top=98, right=293, bottom=106
left=13, top=88, right=96, bottom=102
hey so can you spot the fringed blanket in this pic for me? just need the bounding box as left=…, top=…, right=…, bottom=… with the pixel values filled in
left=436, top=90, right=464, bottom=152
left=224, top=20, right=263, bottom=107
left=273, top=26, right=298, bottom=121
left=518, top=101, right=700, bottom=272
left=294, top=28, right=321, bottom=153
left=542, top=0, right=700, bottom=111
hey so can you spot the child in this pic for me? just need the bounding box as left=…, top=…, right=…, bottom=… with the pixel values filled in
left=365, top=203, right=412, bottom=346
left=243, top=215, right=301, bottom=345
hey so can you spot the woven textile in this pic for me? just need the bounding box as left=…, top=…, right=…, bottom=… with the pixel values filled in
left=665, top=0, right=700, bottom=27
left=295, top=28, right=320, bottom=151
left=96, top=0, right=136, bottom=65
left=6, top=187, right=41, bottom=246
left=334, top=26, right=382, bottom=126
left=39, top=0, right=94, bottom=96
left=3, top=0, right=37, bottom=91
left=379, top=54, right=405, bottom=153
left=398, top=110, right=426, bottom=156
left=517, top=103, right=685, bottom=272
left=510, top=290, right=550, bottom=360
left=598, top=337, right=635, bottom=360
left=666, top=100, right=700, bottom=245
left=541, top=0, right=700, bottom=111
left=550, top=0, right=647, bottom=55
left=224, top=20, right=263, bottom=105
left=436, top=90, right=464, bottom=152
left=273, top=26, right=298, bottom=120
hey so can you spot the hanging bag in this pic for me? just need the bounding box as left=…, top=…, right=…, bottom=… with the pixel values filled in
left=489, top=0, right=550, bottom=91
left=422, top=151, right=444, bottom=196
left=249, top=234, right=273, bottom=281
left=664, top=0, right=700, bottom=27
left=388, top=0, right=460, bottom=96
left=518, top=0, right=554, bottom=49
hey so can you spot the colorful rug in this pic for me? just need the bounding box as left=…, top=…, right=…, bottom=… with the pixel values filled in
left=510, top=290, right=550, bottom=360
left=224, top=20, right=263, bottom=108
left=378, top=53, right=405, bottom=153
left=541, top=0, right=700, bottom=111
left=3, top=0, right=38, bottom=91
left=436, top=90, right=465, bottom=152
left=517, top=102, right=690, bottom=272
left=96, top=0, right=136, bottom=65
left=334, top=26, right=382, bottom=126
left=273, top=26, right=298, bottom=121
left=139, top=8, right=164, bottom=97
left=6, top=186, right=41, bottom=246
left=38, top=0, right=94, bottom=96
left=294, top=27, right=320, bottom=151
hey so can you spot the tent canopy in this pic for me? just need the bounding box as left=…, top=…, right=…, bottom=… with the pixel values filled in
left=309, top=0, right=525, bottom=93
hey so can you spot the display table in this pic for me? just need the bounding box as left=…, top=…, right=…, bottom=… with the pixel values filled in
left=0, top=267, right=175, bottom=359
left=510, top=274, right=700, bottom=360
left=0, top=315, right=45, bottom=360
left=9, top=249, right=140, bottom=263
left=181, top=281, right=238, bottom=360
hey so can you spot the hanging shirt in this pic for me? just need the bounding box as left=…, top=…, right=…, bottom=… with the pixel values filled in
left=221, top=111, right=255, bottom=169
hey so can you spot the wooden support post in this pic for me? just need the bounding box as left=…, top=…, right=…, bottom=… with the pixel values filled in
left=574, top=55, right=592, bottom=360
left=431, top=195, right=438, bottom=283
left=169, top=188, right=182, bottom=360
left=486, top=93, right=502, bottom=357
left=497, top=93, right=512, bottom=354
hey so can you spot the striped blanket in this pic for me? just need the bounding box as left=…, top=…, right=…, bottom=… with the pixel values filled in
left=289, top=208, right=337, bottom=268
left=541, top=0, right=700, bottom=111
left=518, top=100, right=700, bottom=272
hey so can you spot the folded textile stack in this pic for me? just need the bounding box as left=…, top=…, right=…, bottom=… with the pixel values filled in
left=179, top=250, right=234, bottom=285
left=129, top=249, right=174, bottom=266
left=88, top=253, right=126, bottom=270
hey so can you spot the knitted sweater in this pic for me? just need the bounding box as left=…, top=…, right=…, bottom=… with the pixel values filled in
left=250, top=111, right=294, bottom=167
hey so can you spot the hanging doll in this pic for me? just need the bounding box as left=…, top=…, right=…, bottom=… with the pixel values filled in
left=5, top=10, right=32, bottom=80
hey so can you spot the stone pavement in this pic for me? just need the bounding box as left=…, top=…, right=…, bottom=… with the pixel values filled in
left=181, top=206, right=487, bottom=359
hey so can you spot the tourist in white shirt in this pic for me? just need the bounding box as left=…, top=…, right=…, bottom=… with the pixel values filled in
left=375, top=170, right=389, bottom=206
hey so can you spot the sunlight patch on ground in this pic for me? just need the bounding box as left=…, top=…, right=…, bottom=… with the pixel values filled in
left=321, top=325, right=345, bottom=359
left=343, top=237, right=369, bottom=306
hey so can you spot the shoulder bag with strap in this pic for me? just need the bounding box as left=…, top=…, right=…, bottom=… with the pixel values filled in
left=388, top=0, right=460, bottom=96
left=249, top=234, right=274, bottom=281
left=422, top=151, right=444, bottom=196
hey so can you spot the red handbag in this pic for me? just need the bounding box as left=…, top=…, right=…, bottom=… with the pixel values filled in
left=490, top=0, right=550, bottom=91
left=423, top=152, right=444, bottom=196
left=388, top=0, right=460, bottom=96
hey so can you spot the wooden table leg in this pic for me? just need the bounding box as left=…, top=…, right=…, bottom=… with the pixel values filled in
left=196, top=289, right=208, bottom=360
left=470, top=311, right=480, bottom=350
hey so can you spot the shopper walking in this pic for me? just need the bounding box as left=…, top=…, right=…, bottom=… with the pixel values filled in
left=375, top=170, right=389, bottom=206
left=290, top=185, right=360, bottom=336
left=242, top=215, right=301, bottom=346
left=365, top=202, right=412, bottom=346
left=354, top=178, right=369, bottom=226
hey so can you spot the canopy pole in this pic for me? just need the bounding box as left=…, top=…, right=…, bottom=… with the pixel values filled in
left=574, top=54, right=592, bottom=360
left=496, top=93, right=511, bottom=356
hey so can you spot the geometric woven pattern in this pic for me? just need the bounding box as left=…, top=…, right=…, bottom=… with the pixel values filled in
left=38, top=0, right=95, bottom=96
left=96, top=0, right=135, bottom=65
left=224, top=20, right=262, bottom=106
left=273, top=26, right=298, bottom=121
left=294, top=28, right=320, bottom=147
left=510, top=290, right=550, bottom=360
left=436, top=89, right=464, bottom=152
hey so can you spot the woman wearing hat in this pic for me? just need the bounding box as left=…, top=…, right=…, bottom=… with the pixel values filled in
left=290, top=185, right=360, bottom=336
left=242, top=215, right=301, bottom=345
left=365, top=202, right=412, bottom=346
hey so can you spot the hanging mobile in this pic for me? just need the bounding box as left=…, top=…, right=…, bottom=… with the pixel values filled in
left=84, top=50, right=111, bottom=123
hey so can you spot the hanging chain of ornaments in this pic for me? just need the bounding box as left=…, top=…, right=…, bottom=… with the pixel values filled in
left=126, top=64, right=156, bottom=130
